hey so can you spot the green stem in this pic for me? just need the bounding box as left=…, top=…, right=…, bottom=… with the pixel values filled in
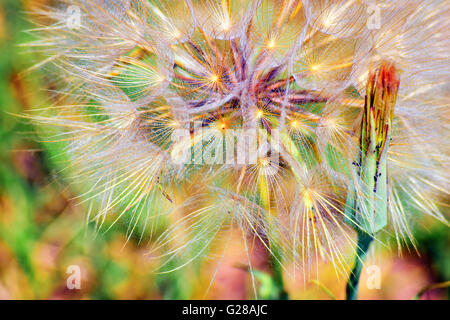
left=346, top=231, right=373, bottom=300
left=271, top=255, right=289, bottom=300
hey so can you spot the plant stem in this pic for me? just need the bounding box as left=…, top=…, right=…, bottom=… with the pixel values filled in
left=346, top=231, right=373, bottom=300
left=271, top=255, right=289, bottom=300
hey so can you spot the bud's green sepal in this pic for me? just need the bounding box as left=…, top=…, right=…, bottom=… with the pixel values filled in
left=345, top=61, right=400, bottom=234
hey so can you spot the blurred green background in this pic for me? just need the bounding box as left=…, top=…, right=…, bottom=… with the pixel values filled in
left=0, top=0, right=448, bottom=300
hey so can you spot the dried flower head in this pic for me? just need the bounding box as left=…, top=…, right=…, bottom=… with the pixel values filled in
left=25, top=0, right=449, bottom=283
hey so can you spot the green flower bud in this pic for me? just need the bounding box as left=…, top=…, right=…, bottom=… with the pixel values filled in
left=345, top=61, right=400, bottom=234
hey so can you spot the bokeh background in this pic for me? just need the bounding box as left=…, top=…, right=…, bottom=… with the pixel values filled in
left=0, top=0, right=448, bottom=300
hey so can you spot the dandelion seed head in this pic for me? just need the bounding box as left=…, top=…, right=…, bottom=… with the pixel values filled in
left=26, top=0, right=449, bottom=279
